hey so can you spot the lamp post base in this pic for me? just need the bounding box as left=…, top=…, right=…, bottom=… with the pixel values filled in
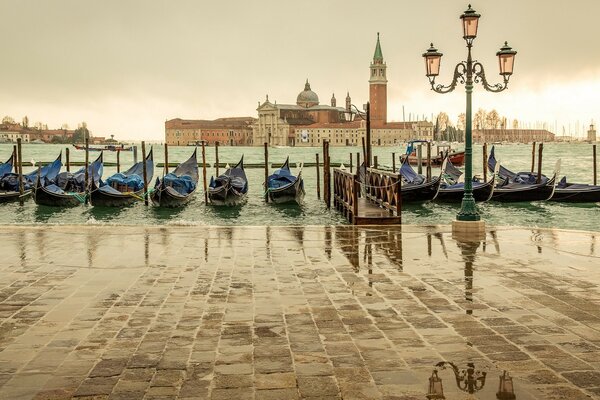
left=452, top=220, right=486, bottom=242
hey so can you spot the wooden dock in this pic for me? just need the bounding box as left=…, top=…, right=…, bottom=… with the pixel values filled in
left=332, top=167, right=402, bottom=225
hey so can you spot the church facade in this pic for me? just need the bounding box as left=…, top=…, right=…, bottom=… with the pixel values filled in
left=252, top=33, right=433, bottom=147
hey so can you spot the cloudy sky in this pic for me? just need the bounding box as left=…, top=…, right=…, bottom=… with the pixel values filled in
left=1, top=0, right=598, bottom=140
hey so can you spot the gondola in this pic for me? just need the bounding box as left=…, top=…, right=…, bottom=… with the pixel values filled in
left=151, top=149, right=198, bottom=207
left=0, top=153, right=62, bottom=203
left=550, top=177, right=600, bottom=203
left=434, top=157, right=495, bottom=202
left=90, top=149, right=154, bottom=207
left=401, top=140, right=465, bottom=166
left=265, top=157, right=305, bottom=204
left=398, top=159, right=443, bottom=202
left=33, top=153, right=103, bottom=207
left=488, top=146, right=558, bottom=202
left=208, top=156, right=248, bottom=206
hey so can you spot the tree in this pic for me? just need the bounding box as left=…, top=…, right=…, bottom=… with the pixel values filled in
left=72, top=121, right=90, bottom=143
left=22, top=116, right=29, bottom=128
left=457, top=113, right=466, bottom=131
left=2, top=116, right=15, bottom=124
left=473, top=108, right=487, bottom=130
left=486, top=109, right=501, bottom=129
left=512, top=119, right=519, bottom=129
left=61, top=123, right=69, bottom=129
left=436, top=112, right=450, bottom=132
left=34, top=122, right=43, bottom=130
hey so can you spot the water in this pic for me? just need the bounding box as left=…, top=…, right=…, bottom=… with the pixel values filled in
left=1, top=143, right=599, bottom=230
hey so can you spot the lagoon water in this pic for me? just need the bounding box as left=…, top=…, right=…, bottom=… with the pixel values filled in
left=0, top=142, right=598, bottom=230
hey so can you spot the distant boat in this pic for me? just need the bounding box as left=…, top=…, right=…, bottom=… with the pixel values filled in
left=401, top=140, right=465, bottom=166
left=72, top=143, right=132, bottom=152
left=265, top=157, right=305, bottom=205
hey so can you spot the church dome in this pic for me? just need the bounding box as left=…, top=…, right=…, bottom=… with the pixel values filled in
left=296, top=80, right=319, bottom=108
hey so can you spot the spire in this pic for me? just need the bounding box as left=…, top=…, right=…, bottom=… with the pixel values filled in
left=331, top=93, right=336, bottom=107
left=304, top=79, right=311, bottom=91
left=373, top=32, right=383, bottom=62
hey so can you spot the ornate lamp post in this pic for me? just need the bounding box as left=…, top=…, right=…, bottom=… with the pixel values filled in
left=427, top=362, right=487, bottom=398
left=422, top=4, right=517, bottom=230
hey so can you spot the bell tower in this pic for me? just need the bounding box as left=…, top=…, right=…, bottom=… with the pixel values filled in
left=345, top=92, right=351, bottom=112
left=369, top=32, right=387, bottom=126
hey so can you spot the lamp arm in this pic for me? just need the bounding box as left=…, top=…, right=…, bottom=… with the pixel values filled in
left=350, top=104, right=367, bottom=121
left=473, top=62, right=509, bottom=93
left=429, top=62, right=467, bottom=94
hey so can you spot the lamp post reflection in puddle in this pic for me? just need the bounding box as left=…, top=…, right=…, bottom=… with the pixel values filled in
left=427, top=363, right=517, bottom=399
left=456, top=239, right=480, bottom=315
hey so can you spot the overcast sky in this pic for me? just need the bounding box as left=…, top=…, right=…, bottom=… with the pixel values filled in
left=1, top=0, right=598, bottom=140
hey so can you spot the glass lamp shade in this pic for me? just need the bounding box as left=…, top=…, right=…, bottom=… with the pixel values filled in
left=427, top=370, right=445, bottom=399
left=423, top=44, right=443, bottom=77
left=497, top=42, right=517, bottom=76
left=496, top=371, right=516, bottom=400
left=344, top=110, right=354, bottom=122
left=460, top=4, right=481, bottom=40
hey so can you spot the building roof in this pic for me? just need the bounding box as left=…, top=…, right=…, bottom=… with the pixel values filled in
left=296, top=80, right=319, bottom=107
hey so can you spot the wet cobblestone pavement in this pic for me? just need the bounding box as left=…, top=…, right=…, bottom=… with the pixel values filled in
left=0, top=225, right=599, bottom=399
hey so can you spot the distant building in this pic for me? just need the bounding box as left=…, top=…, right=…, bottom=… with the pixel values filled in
left=587, top=123, right=596, bottom=142
left=165, top=117, right=256, bottom=146
left=473, top=129, right=555, bottom=143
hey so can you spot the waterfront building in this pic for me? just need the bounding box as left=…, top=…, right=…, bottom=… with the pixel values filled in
left=0, top=130, right=30, bottom=143
left=587, top=123, right=596, bottom=142
left=473, top=128, right=555, bottom=143
left=165, top=117, right=256, bottom=146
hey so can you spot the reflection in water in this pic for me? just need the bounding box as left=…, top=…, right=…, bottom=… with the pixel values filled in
left=18, top=230, right=26, bottom=267
left=325, top=226, right=332, bottom=260
left=364, top=231, right=374, bottom=288
left=427, top=362, right=517, bottom=399
left=270, top=202, right=305, bottom=219
left=266, top=225, right=272, bottom=260
left=144, top=230, right=150, bottom=267
left=33, top=205, right=65, bottom=223
left=86, top=230, right=98, bottom=268
left=455, top=240, right=481, bottom=315
left=490, top=230, right=501, bottom=254
left=335, top=226, right=360, bottom=272
left=86, top=205, right=129, bottom=222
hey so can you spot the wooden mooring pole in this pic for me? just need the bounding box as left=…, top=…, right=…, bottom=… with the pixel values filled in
left=66, top=147, right=71, bottom=172
left=426, top=141, right=432, bottom=182
left=392, top=152, right=396, bottom=172
left=264, top=143, right=269, bottom=202
left=593, top=144, right=597, bottom=186
left=483, top=143, right=488, bottom=182
left=201, top=141, right=208, bottom=204
left=356, top=152, right=360, bottom=170
left=536, top=143, right=543, bottom=184
left=116, top=149, right=120, bottom=173
left=84, top=138, right=89, bottom=205
left=142, top=141, right=148, bottom=206
left=373, top=155, right=378, bottom=170
left=133, top=145, right=138, bottom=164
left=215, top=141, right=220, bottom=176
left=164, top=142, right=169, bottom=174
left=349, top=153, right=353, bottom=173
left=417, top=144, right=423, bottom=175
left=531, top=141, right=536, bottom=173
left=17, top=139, right=24, bottom=205
left=315, top=153, right=321, bottom=200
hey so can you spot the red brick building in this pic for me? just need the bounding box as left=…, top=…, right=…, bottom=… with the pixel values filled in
left=164, top=117, right=256, bottom=146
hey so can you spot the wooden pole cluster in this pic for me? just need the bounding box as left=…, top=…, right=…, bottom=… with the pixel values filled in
left=66, top=147, right=71, bottom=172
left=164, top=143, right=169, bottom=174
left=142, top=141, right=148, bottom=206
left=264, top=143, right=269, bottom=202
left=17, top=139, right=24, bottom=205
left=531, top=141, right=536, bottom=173
left=315, top=153, right=321, bottom=199
left=84, top=138, right=89, bottom=205
left=483, top=143, right=488, bottom=182
left=201, top=141, right=208, bottom=204
left=536, top=143, right=544, bottom=184
left=593, top=144, right=597, bottom=186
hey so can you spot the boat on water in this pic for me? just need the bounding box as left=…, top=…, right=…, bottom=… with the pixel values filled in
left=434, top=157, right=496, bottom=203
left=151, top=149, right=198, bottom=207
left=397, top=159, right=443, bottom=202
left=265, top=157, right=305, bottom=205
left=33, top=153, right=103, bottom=207
left=208, top=156, right=248, bottom=206
left=550, top=177, right=600, bottom=203
left=401, top=140, right=465, bottom=166
left=0, top=153, right=62, bottom=203
left=73, top=143, right=132, bottom=152
left=488, top=146, right=558, bottom=202
left=90, top=149, right=154, bottom=207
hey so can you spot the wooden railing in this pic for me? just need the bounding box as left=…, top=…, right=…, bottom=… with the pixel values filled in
left=333, top=168, right=359, bottom=224
left=364, top=167, right=402, bottom=217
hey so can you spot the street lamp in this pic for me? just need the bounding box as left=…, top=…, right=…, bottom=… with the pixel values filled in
left=427, top=362, right=487, bottom=398
left=344, top=102, right=371, bottom=167
left=423, top=4, right=517, bottom=227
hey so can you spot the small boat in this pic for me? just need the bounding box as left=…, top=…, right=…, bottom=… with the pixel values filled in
left=488, top=146, right=558, bottom=202
left=434, top=158, right=495, bottom=202
left=151, top=149, right=198, bottom=207
left=73, top=144, right=132, bottom=152
left=550, top=177, right=600, bottom=203
left=208, top=156, right=248, bottom=206
left=398, top=159, right=443, bottom=202
left=90, top=149, right=154, bottom=207
left=33, top=153, right=103, bottom=207
left=0, top=153, right=62, bottom=203
left=401, top=140, right=465, bottom=166
left=266, top=157, right=305, bottom=204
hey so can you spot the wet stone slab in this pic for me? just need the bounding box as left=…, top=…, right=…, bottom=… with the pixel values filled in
left=0, top=224, right=599, bottom=399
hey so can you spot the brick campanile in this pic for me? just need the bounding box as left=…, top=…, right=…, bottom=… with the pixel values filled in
left=369, top=32, right=387, bottom=127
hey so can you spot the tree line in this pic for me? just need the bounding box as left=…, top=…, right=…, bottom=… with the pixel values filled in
left=2, top=115, right=90, bottom=143
left=434, top=109, right=520, bottom=141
